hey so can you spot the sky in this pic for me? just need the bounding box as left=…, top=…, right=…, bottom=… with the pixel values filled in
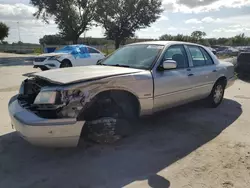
left=1, top=0, right=250, bottom=44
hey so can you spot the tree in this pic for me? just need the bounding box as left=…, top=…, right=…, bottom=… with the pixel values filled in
left=95, top=0, right=163, bottom=49
left=39, top=35, right=66, bottom=45
left=159, top=34, right=195, bottom=43
left=30, top=0, right=97, bottom=44
left=0, top=22, right=9, bottom=42
left=159, top=34, right=174, bottom=41
left=217, top=38, right=229, bottom=45
left=199, top=39, right=210, bottom=46
left=232, top=33, right=247, bottom=46
left=159, top=32, right=250, bottom=46
left=1, top=41, right=8, bottom=45
left=207, top=38, right=218, bottom=46
left=191, top=31, right=206, bottom=42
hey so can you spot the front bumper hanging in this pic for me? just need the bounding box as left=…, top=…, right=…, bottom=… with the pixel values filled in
left=8, top=95, right=85, bottom=147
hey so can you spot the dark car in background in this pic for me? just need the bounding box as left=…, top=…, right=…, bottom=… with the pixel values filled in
left=236, top=52, right=250, bottom=75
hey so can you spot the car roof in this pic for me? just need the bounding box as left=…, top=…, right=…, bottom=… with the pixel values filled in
left=127, top=41, right=205, bottom=47
left=239, top=52, right=250, bottom=55
left=67, top=44, right=88, bottom=48
left=66, top=44, right=100, bottom=50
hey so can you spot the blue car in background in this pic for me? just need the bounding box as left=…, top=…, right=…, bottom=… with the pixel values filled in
left=33, top=45, right=105, bottom=71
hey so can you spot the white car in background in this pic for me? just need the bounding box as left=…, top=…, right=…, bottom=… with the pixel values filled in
left=33, top=45, right=105, bottom=71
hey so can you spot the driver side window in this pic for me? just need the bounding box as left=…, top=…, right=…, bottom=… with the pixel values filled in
left=163, top=45, right=188, bottom=69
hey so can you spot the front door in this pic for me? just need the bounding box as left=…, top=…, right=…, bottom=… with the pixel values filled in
left=153, top=44, right=193, bottom=112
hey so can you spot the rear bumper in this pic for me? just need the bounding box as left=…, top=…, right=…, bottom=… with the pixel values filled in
left=8, top=95, right=84, bottom=147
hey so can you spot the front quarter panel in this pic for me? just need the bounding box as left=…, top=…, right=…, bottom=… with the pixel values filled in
left=91, top=71, right=154, bottom=116
left=61, top=70, right=154, bottom=117
left=59, top=54, right=74, bottom=63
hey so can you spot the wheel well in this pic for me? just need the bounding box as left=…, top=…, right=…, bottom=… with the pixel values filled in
left=216, top=76, right=227, bottom=88
left=61, top=59, right=72, bottom=65
left=77, top=90, right=141, bottom=121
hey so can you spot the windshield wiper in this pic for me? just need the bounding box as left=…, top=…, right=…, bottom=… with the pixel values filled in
left=112, top=64, right=131, bottom=68
left=100, top=64, right=131, bottom=68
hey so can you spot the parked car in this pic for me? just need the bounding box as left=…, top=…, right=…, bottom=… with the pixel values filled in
left=207, top=47, right=217, bottom=55
left=33, top=45, right=105, bottom=71
left=9, top=41, right=236, bottom=147
left=235, top=52, right=250, bottom=74
left=217, top=47, right=239, bottom=56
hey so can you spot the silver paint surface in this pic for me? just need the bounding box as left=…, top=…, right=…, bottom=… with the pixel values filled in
left=8, top=41, right=236, bottom=147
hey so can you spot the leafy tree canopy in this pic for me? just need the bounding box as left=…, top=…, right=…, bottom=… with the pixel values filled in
left=95, top=0, right=163, bottom=49
left=191, top=31, right=206, bottom=41
left=39, top=35, right=66, bottom=45
left=30, top=0, right=97, bottom=44
left=0, top=22, right=9, bottom=42
left=160, top=32, right=250, bottom=46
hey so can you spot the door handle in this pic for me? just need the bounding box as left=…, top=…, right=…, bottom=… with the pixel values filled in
left=212, top=70, right=217, bottom=72
left=188, top=74, right=194, bottom=77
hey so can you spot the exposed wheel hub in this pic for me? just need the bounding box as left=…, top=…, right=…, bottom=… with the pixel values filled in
left=214, top=85, right=223, bottom=104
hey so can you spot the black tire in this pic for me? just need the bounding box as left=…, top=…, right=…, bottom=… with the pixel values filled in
left=40, top=67, right=48, bottom=71
left=84, top=118, right=132, bottom=144
left=60, top=59, right=72, bottom=68
left=207, top=81, right=225, bottom=108
left=82, top=94, right=138, bottom=144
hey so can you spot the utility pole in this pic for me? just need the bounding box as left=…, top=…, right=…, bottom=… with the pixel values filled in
left=17, top=21, right=21, bottom=42
left=17, top=21, right=21, bottom=53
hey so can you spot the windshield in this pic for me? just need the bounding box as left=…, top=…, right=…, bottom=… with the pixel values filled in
left=101, top=44, right=164, bottom=69
left=54, top=46, right=75, bottom=53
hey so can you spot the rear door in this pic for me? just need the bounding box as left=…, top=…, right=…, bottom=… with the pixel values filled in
left=184, top=45, right=218, bottom=99
left=87, top=47, right=105, bottom=65
left=73, top=47, right=92, bottom=66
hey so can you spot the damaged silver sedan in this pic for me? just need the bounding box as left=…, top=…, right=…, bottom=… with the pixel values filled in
left=8, top=41, right=236, bottom=147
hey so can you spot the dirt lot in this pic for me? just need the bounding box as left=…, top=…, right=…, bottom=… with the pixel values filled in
left=0, top=54, right=250, bottom=188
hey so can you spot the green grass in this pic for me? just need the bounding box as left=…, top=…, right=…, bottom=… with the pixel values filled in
left=33, top=47, right=43, bottom=54
left=101, top=49, right=115, bottom=56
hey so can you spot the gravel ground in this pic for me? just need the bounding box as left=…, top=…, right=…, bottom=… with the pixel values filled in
left=0, top=54, right=250, bottom=188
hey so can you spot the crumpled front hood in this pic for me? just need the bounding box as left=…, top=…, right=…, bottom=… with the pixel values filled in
left=30, top=65, right=144, bottom=84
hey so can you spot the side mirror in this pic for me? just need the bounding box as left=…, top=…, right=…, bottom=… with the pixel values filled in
left=162, top=60, right=177, bottom=70
left=97, top=59, right=103, bottom=65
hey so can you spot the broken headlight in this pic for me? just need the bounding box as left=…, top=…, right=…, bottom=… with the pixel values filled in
left=34, top=91, right=60, bottom=105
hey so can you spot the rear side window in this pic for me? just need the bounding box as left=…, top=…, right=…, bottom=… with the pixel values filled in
left=88, top=47, right=100, bottom=54
left=187, top=46, right=214, bottom=67
left=80, top=47, right=88, bottom=54
left=187, top=46, right=206, bottom=67
left=200, top=47, right=214, bottom=65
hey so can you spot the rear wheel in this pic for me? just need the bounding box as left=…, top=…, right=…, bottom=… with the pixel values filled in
left=60, top=59, right=72, bottom=68
left=207, top=81, right=225, bottom=108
